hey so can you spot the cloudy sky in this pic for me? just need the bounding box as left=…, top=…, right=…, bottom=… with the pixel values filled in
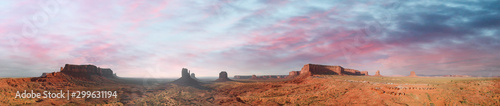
left=0, top=0, right=499, bottom=78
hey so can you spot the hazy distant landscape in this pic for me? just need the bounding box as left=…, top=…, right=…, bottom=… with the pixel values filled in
left=0, top=64, right=499, bottom=105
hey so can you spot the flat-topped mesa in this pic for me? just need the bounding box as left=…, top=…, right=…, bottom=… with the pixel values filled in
left=215, top=71, right=232, bottom=82
left=408, top=71, right=418, bottom=77
left=344, top=68, right=361, bottom=75
left=101, top=68, right=115, bottom=78
left=61, top=64, right=100, bottom=76
left=299, top=64, right=366, bottom=76
left=60, top=64, right=117, bottom=79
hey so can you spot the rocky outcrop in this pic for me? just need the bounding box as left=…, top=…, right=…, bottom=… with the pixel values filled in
left=344, top=68, right=361, bottom=75
left=374, top=70, right=382, bottom=76
left=361, top=71, right=369, bottom=76
left=101, top=68, right=115, bottom=78
left=408, top=71, right=417, bottom=77
left=61, top=64, right=100, bottom=77
left=299, top=64, right=366, bottom=76
left=173, top=68, right=200, bottom=86
left=191, top=73, right=196, bottom=79
left=191, top=73, right=200, bottom=81
left=215, top=71, right=232, bottom=82
left=33, top=72, right=71, bottom=83
left=60, top=64, right=117, bottom=80
left=251, top=75, right=258, bottom=79
left=287, top=71, right=300, bottom=78
left=40, top=72, right=58, bottom=78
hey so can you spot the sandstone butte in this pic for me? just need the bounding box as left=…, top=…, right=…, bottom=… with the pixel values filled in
left=408, top=71, right=418, bottom=77
left=374, top=70, right=382, bottom=76
left=286, top=64, right=371, bottom=83
left=27, top=64, right=119, bottom=85
left=297, top=64, right=368, bottom=76
left=58, top=64, right=117, bottom=81
left=60, top=64, right=117, bottom=77
left=214, top=71, right=232, bottom=82
left=251, top=75, right=258, bottom=79
left=235, top=64, right=371, bottom=80
left=172, top=68, right=200, bottom=86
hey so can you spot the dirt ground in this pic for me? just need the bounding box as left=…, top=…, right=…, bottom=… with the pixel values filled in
left=1, top=74, right=499, bottom=105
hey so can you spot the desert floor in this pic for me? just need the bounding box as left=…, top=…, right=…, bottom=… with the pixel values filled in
left=1, top=75, right=499, bottom=105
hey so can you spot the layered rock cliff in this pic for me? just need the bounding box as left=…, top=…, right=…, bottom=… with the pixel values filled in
left=60, top=64, right=117, bottom=80
left=215, top=71, right=232, bottom=82
left=299, top=64, right=366, bottom=76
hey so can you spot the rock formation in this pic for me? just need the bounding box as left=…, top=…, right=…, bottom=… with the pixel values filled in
left=344, top=68, right=361, bottom=75
left=191, top=73, right=196, bottom=79
left=215, top=71, right=232, bottom=82
left=173, top=68, right=200, bottom=86
left=374, top=70, right=382, bottom=76
left=33, top=72, right=68, bottom=83
left=287, top=71, right=301, bottom=78
left=61, top=64, right=101, bottom=77
left=100, top=68, right=115, bottom=78
left=361, top=71, right=369, bottom=76
left=408, top=71, right=417, bottom=77
left=251, top=75, right=258, bottom=79
left=40, top=72, right=57, bottom=78
left=299, top=64, right=366, bottom=76
left=34, top=64, right=117, bottom=83
left=60, top=64, right=117, bottom=80
left=191, top=73, right=200, bottom=81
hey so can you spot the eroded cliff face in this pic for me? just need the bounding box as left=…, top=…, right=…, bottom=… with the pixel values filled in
left=60, top=64, right=117, bottom=80
left=215, top=71, right=232, bottom=82
left=344, top=68, right=361, bottom=75
left=287, top=71, right=301, bottom=78
left=173, top=68, right=200, bottom=86
left=299, top=64, right=366, bottom=76
left=101, top=68, right=115, bottom=78
left=361, top=71, right=369, bottom=76
left=300, top=64, right=343, bottom=76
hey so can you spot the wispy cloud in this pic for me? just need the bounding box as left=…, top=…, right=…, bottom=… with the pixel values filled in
left=0, top=0, right=499, bottom=77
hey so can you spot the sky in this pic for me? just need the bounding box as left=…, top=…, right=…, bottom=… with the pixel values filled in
left=0, top=0, right=499, bottom=78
